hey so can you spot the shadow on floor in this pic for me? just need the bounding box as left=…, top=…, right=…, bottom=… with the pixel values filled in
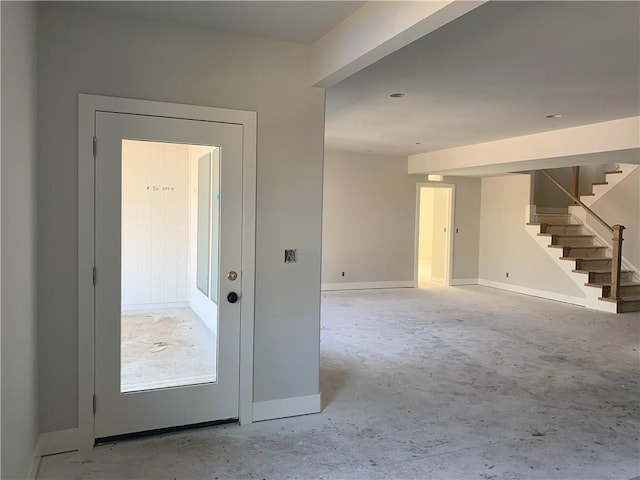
left=320, top=361, right=352, bottom=410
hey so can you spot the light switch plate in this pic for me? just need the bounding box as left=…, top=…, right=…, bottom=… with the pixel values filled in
left=285, top=249, right=297, bottom=263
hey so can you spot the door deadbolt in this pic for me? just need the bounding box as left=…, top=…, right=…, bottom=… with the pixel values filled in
left=227, top=271, right=238, bottom=281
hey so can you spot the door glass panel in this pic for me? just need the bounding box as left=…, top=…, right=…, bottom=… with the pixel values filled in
left=120, top=140, right=220, bottom=393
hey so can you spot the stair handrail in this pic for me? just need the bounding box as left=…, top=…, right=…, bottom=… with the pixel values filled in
left=540, top=169, right=625, bottom=300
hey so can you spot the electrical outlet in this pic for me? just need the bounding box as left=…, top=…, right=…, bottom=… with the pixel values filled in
left=341, top=271, right=345, bottom=277
left=505, top=272, right=509, bottom=278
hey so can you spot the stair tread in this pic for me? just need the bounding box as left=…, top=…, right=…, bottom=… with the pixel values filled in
left=561, top=256, right=611, bottom=261
left=599, top=295, right=640, bottom=303
left=538, top=233, right=593, bottom=237
left=528, top=222, right=581, bottom=227
left=592, top=181, right=608, bottom=186
left=605, top=170, right=623, bottom=175
left=549, top=244, right=605, bottom=249
left=580, top=193, right=595, bottom=196
left=585, top=281, right=640, bottom=288
left=572, top=269, right=633, bottom=274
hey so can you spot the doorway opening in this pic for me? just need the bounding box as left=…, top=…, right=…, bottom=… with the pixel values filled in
left=120, top=140, right=220, bottom=393
left=415, top=184, right=454, bottom=287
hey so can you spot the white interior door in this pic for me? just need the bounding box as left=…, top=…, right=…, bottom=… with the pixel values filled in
left=94, top=111, right=243, bottom=439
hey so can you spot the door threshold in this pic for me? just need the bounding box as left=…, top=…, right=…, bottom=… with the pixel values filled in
left=95, top=418, right=238, bottom=445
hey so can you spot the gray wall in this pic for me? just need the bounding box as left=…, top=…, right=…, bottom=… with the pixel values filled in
left=585, top=166, right=639, bottom=269
left=534, top=164, right=617, bottom=209
left=321, top=151, right=481, bottom=285
left=478, top=174, right=584, bottom=297
left=1, top=2, right=40, bottom=478
left=445, top=176, right=481, bottom=281
left=37, top=3, right=324, bottom=432
left=322, top=151, right=424, bottom=285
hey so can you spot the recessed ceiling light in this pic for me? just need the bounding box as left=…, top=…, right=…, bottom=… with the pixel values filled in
left=390, top=93, right=406, bottom=98
left=546, top=114, right=562, bottom=118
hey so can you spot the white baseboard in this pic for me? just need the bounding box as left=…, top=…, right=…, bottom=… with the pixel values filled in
left=121, top=302, right=189, bottom=313
left=450, top=278, right=478, bottom=286
left=253, top=394, right=321, bottom=422
left=478, top=279, right=584, bottom=307
left=37, top=428, right=79, bottom=456
left=321, top=281, right=414, bottom=291
left=27, top=453, right=40, bottom=480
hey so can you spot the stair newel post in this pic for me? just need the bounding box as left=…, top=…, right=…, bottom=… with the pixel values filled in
left=571, top=166, right=580, bottom=205
left=611, top=225, right=624, bottom=300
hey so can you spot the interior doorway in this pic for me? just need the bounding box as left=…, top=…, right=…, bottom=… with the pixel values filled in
left=415, top=184, right=454, bottom=287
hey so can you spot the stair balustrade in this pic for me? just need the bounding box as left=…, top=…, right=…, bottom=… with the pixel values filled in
left=540, top=169, right=625, bottom=300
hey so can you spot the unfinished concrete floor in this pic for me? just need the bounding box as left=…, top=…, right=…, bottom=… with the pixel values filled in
left=39, top=286, right=639, bottom=479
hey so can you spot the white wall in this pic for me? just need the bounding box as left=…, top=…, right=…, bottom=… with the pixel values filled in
left=430, top=188, right=449, bottom=283
left=418, top=188, right=434, bottom=265
left=1, top=2, right=40, bottom=478
left=188, top=145, right=218, bottom=333
left=322, top=151, right=426, bottom=286
left=37, top=3, right=324, bottom=432
left=121, top=141, right=190, bottom=310
left=478, top=174, right=585, bottom=297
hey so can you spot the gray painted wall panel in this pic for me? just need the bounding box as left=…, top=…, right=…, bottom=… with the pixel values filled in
left=1, top=2, right=40, bottom=477
left=37, top=3, right=323, bottom=431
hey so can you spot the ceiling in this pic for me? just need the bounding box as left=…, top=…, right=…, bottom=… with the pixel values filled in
left=69, top=1, right=364, bottom=45
left=325, top=1, right=640, bottom=157
left=68, top=1, right=639, bottom=160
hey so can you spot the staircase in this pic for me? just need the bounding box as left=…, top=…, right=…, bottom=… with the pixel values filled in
left=529, top=212, right=640, bottom=313
left=527, top=166, right=640, bottom=313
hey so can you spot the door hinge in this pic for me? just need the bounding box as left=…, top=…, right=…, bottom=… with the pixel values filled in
left=93, top=136, right=97, bottom=156
left=93, top=394, right=96, bottom=415
left=92, top=267, right=96, bottom=286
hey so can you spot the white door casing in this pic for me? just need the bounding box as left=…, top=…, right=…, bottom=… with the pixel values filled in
left=78, top=95, right=256, bottom=448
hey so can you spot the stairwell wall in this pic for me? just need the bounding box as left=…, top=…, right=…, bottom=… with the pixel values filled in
left=583, top=166, right=639, bottom=270
left=478, top=174, right=585, bottom=299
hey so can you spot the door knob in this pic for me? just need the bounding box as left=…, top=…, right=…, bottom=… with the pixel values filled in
left=227, top=292, right=239, bottom=304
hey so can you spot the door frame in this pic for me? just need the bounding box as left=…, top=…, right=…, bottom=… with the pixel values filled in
left=78, top=94, right=256, bottom=449
left=414, top=182, right=455, bottom=287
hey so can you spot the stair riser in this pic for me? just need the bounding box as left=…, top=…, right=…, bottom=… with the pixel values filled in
left=588, top=272, right=633, bottom=284
left=536, top=215, right=574, bottom=225
left=552, top=236, right=594, bottom=246
left=563, top=247, right=606, bottom=257
left=619, top=300, right=640, bottom=313
left=544, top=225, right=583, bottom=235
left=602, top=285, right=640, bottom=297
left=577, top=259, right=612, bottom=270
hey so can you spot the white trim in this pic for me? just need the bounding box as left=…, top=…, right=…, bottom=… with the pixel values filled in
left=27, top=453, right=40, bottom=480
left=414, top=182, right=456, bottom=287
left=253, top=394, right=321, bottom=422
left=321, top=281, right=414, bottom=291
left=121, top=302, right=189, bottom=313
left=78, top=94, right=256, bottom=448
left=37, top=428, right=79, bottom=456
left=477, top=279, right=584, bottom=307
left=450, top=278, right=478, bottom=286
